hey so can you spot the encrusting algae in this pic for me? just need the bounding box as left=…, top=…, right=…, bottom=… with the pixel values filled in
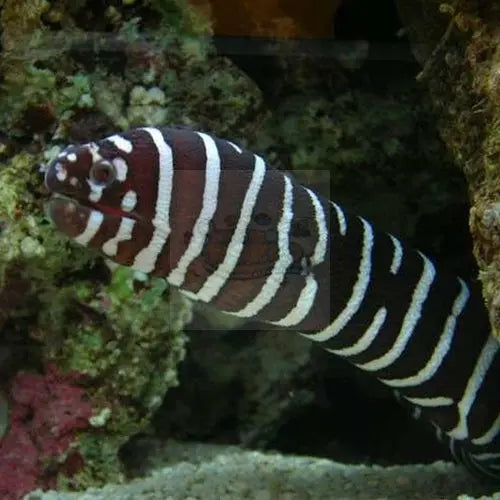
left=396, top=0, right=500, bottom=338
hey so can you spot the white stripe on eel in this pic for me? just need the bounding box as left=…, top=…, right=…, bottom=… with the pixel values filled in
left=74, top=210, right=104, bottom=246
left=195, top=154, right=266, bottom=303
left=355, top=252, right=436, bottom=372
left=472, top=414, right=500, bottom=446
left=271, top=187, right=328, bottom=327
left=168, top=132, right=221, bottom=287
left=132, top=128, right=174, bottom=273
left=301, top=217, right=374, bottom=342
left=331, top=201, right=347, bottom=236
left=121, top=190, right=138, bottom=212
left=306, top=188, right=328, bottom=266
left=327, top=307, right=387, bottom=356
left=471, top=452, right=500, bottom=461
left=272, top=274, right=318, bottom=327
left=448, top=335, right=499, bottom=440
left=405, top=395, right=454, bottom=407
left=106, top=134, right=134, bottom=153
left=230, top=175, right=294, bottom=318
left=226, top=140, right=243, bottom=153
left=381, top=278, right=469, bottom=387
left=113, top=158, right=129, bottom=182
left=389, top=234, right=403, bottom=275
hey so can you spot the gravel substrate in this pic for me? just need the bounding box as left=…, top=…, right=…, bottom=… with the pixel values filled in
left=24, top=441, right=500, bottom=500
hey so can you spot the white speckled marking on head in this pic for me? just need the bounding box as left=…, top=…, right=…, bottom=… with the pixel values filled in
left=55, top=163, right=67, bottom=182
left=106, top=134, right=133, bottom=154
left=87, top=179, right=105, bottom=203
left=87, top=142, right=103, bottom=164
left=121, top=190, right=137, bottom=212
left=112, top=157, right=128, bottom=182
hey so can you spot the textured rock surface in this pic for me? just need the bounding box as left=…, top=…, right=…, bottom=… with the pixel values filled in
left=395, top=0, right=500, bottom=337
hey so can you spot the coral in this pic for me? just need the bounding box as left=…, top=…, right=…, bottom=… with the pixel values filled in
left=395, top=0, right=500, bottom=337
left=0, top=151, right=191, bottom=491
left=0, top=364, right=92, bottom=500
left=0, top=0, right=219, bottom=494
left=127, top=86, right=169, bottom=126
left=33, top=269, right=191, bottom=489
left=1, top=0, right=49, bottom=55
left=52, top=267, right=191, bottom=408
left=0, top=152, right=92, bottom=329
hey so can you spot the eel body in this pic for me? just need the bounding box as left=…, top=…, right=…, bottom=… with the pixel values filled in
left=44, top=127, right=500, bottom=480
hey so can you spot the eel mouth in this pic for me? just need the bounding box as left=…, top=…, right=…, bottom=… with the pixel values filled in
left=46, top=195, right=145, bottom=239
left=47, top=194, right=144, bottom=223
left=47, top=196, right=96, bottom=239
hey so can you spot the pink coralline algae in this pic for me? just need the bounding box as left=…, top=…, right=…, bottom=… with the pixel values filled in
left=0, top=364, right=93, bottom=500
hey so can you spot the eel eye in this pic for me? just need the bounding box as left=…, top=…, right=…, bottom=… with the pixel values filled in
left=89, top=161, right=116, bottom=187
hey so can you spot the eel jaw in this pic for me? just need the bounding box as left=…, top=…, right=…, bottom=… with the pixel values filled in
left=47, top=196, right=96, bottom=239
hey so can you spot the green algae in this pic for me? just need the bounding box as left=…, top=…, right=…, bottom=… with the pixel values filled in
left=0, top=152, right=191, bottom=487
left=1, top=0, right=50, bottom=56
left=0, top=152, right=90, bottom=294
left=53, top=267, right=191, bottom=408
left=0, top=0, right=210, bottom=490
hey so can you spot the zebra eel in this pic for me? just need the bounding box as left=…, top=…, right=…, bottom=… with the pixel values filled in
left=44, top=127, right=500, bottom=481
